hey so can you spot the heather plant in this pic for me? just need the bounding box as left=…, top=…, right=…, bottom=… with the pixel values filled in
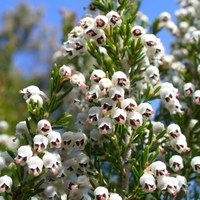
left=0, top=0, right=200, bottom=199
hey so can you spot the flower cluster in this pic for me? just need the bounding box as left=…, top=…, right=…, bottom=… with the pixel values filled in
left=140, top=160, right=188, bottom=196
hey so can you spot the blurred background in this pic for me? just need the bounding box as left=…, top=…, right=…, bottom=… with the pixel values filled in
left=0, top=0, right=177, bottom=133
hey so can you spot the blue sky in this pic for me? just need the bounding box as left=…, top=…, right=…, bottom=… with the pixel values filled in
left=1, top=0, right=178, bottom=53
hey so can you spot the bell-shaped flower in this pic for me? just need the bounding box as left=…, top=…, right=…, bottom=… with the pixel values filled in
left=101, top=98, right=115, bottom=115
left=193, top=90, right=200, bottom=105
left=68, top=26, right=84, bottom=39
left=121, top=98, right=137, bottom=112
left=111, top=108, right=127, bottom=125
left=160, top=88, right=177, bottom=105
left=112, top=71, right=130, bottom=89
left=145, top=66, right=160, bottom=86
left=95, top=31, right=107, bottom=46
left=150, top=161, right=169, bottom=177
left=131, top=25, right=146, bottom=38
left=42, top=152, right=61, bottom=175
left=106, top=11, right=122, bottom=27
left=157, top=176, right=179, bottom=196
left=183, top=82, right=195, bottom=96
left=137, top=103, right=154, bottom=119
left=98, top=117, right=113, bottom=135
left=176, top=175, right=188, bottom=194
left=109, top=193, right=122, bottom=200
left=15, top=121, right=29, bottom=137
left=167, top=123, right=182, bottom=139
left=90, top=69, right=106, bottom=84
left=170, top=134, right=190, bottom=153
left=152, top=121, right=165, bottom=134
left=74, top=131, right=88, bottom=151
left=78, top=16, right=94, bottom=30
left=94, top=15, right=108, bottom=29
left=33, top=135, right=48, bottom=153
left=139, top=173, right=156, bottom=193
left=70, top=72, right=88, bottom=90
left=36, top=119, right=52, bottom=135
left=159, top=12, right=171, bottom=25
left=44, top=185, right=58, bottom=199
left=87, top=107, right=101, bottom=125
left=59, top=65, right=72, bottom=80
left=99, top=78, right=113, bottom=96
left=19, top=85, right=47, bottom=100
left=127, top=111, right=143, bottom=129
left=77, top=175, right=91, bottom=189
left=64, top=158, right=78, bottom=174
left=76, top=153, right=89, bottom=171
left=27, top=156, right=43, bottom=177
left=85, top=26, right=100, bottom=39
left=90, top=129, right=102, bottom=145
left=0, top=175, right=12, bottom=193
left=15, top=145, right=33, bottom=166
left=65, top=175, right=78, bottom=191
left=62, top=131, right=75, bottom=151
left=94, top=186, right=109, bottom=200
left=48, top=131, right=62, bottom=149
left=191, top=156, right=200, bottom=173
left=86, top=84, right=101, bottom=103
left=169, top=155, right=184, bottom=172
left=109, top=87, right=124, bottom=102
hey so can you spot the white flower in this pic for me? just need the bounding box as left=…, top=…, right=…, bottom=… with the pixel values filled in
left=166, top=21, right=179, bottom=36
left=193, top=90, right=200, bottom=105
left=64, top=158, right=78, bottom=174
left=101, top=98, right=115, bottom=115
left=141, top=34, right=157, bottom=48
left=70, top=72, right=88, bottom=90
left=16, top=121, right=29, bottom=137
left=170, top=134, right=190, bottom=153
left=152, top=121, right=165, bottom=134
left=85, top=26, right=100, bottom=39
left=95, top=31, right=106, bottom=46
left=169, top=155, right=184, bottom=172
left=183, top=82, right=195, bottom=96
left=19, top=85, right=47, bottom=100
left=94, top=15, right=108, bottom=29
left=44, top=185, right=58, bottom=199
left=160, top=88, right=177, bottom=105
left=76, top=153, right=89, bottom=170
left=127, top=111, right=143, bottom=129
left=121, top=98, right=137, bottom=112
left=59, top=65, right=72, bottom=79
left=139, top=173, right=156, bottom=192
left=66, top=175, right=78, bottom=191
left=137, top=103, right=154, bottom=119
left=77, top=175, right=90, bottom=188
left=87, top=107, right=101, bottom=125
left=94, top=186, right=109, bottom=200
left=0, top=175, right=12, bottom=193
left=99, top=78, right=113, bottom=96
left=191, top=156, right=200, bottom=173
left=15, top=145, right=33, bottom=166
left=192, top=30, right=200, bottom=43
left=109, top=87, right=124, bottom=102
left=90, top=129, right=102, bottom=145
left=90, top=69, right=106, bottom=84
left=109, top=193, right=122, bottom=200
left=167, top=123, right=182, bottom=139
left=98, top=117, right=113, bottom=135
left=157, top=176, right=179, bottom=196
left=159, top=12, right=171, bottom=24
left=48, top=131, right=62, bottom=149
left=36, top=119, right=52, bottom=135
left=42, top=152, right=61, bottom=175
left=74, top=131, right=88, bottom=150
left=106, top=11, right=122, bottom=27
left=176, top=175, right=188, bottom=194
left=68, top=26, right=84, bottom=39
left=145, top=66, right=160, bottom=86
left=0, top=121, right=8, bottom=132
left=33, top=135, right=48, bottom=153
left=131, top=26, right=146, bottom=38
left=78, top=16, right=94, bottom=29
left=111, top=108, right=127, bottom=125
left=62, top=131, right=75, bottom=151
left=112, top=71, right=130, bottom=89
left=86, top=84, right=101, bottom=102
left=150, top=161, right=169, bottom=177
left=27, top=156, right=43, bottom=176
